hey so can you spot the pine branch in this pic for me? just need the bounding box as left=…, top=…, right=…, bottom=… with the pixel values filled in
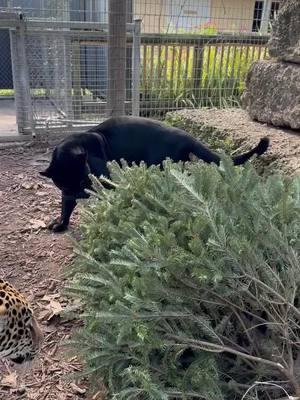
left=167, top=334, right=285, bottom=371
left=245, top=275, right=300, bottom=321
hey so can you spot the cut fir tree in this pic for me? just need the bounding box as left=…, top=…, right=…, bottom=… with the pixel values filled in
left=66, top=157, right=300, bottom=400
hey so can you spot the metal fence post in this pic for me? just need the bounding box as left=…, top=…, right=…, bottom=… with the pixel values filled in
left=107, top=0, right=127, bottom=117
left=62, top=0, right=73, bottom=122
left=193, top=43, right=204, bottom=101
left=132, top=19, right=141, bottom=117
left=9, top=15, right=33, bottom=135
left=62, top=36, right=74, bottom=122
left=261, top=0, right=272, bottom=34
left=72, top=40, right=82, bottom=120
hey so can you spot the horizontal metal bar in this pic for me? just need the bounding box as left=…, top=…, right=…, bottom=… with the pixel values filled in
left=0, top=14, right=135, bottom=32
left=0, top=135, right=32, bottom=143
left=34, top=124, right=99, bottom=135
left=140, top=33, right=270, bottom=45
left=26, top=29, right=110, bottom=39
left=0, top=19, right=20, bottom=28
left=26, top=20, right=111, bottom=31
left=15, top=30, right=268, bottom=47
left=0, top=11, right=22, bottom=20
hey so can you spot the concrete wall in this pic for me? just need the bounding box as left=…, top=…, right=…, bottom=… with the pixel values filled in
left=134, top=0, right=167, bottom=33
left=135, top=0, right=257, bottom=33
left=211, top=0, right=256, bottom=33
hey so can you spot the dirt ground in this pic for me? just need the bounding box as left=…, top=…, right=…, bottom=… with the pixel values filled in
left=0, top=143, right=105, bottom=400
left=0, top=111, right=299, bottom=400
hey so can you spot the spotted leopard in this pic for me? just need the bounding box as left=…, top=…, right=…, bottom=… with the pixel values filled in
left=0, top=279, right=43, bottom=364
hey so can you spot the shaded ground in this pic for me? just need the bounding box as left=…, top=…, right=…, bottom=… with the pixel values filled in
left=0, top=144, right=105, bottom=400
left=0, top=110, right=299, bottom=399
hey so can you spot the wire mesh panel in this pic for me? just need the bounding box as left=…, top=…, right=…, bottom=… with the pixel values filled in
left=139, top=34, right=269, bottom=118
left=1, top=1, right=137, bottom=133
left=0, top=0, right=280, bottom=135
left=134, top=0, right=276, bottom=118
left=25, top=32, right=72, bottom=128
left=0, top=29, right=13, bottom=92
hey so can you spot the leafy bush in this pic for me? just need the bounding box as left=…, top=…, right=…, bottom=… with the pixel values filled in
left=66, top=158, right=300, bottom=400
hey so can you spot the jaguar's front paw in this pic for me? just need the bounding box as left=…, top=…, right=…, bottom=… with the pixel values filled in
left=48, top=218, right=68, bottom=233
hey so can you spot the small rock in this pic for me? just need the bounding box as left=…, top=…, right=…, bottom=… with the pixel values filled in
left=36, top=191, right=47, bottom=197
left=21, top=182, right=34, bottom=190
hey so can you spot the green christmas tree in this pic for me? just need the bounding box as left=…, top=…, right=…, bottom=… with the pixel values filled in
left=66, top=157, right=300, bottom=400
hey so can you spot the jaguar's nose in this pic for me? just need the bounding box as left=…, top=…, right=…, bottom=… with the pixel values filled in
left=10, top=355, right=25, bottom=364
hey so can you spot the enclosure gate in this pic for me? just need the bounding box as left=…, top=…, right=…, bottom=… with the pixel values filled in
left=0, top=9, right=141, bottom=135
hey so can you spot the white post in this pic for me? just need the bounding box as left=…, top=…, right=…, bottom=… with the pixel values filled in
left=62, top=0, right=73, bottom=121
left=260, top=0, right=272, bottom=34
left=132, top=18, right=141, bottom=117
left=9, top=15, right=33, bottom=135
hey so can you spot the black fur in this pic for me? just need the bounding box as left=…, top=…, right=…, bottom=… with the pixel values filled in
left=40, top=116, right=269, bottom=232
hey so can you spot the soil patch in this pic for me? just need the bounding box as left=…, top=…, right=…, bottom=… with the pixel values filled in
left=0, top=145, right=104, bottom=400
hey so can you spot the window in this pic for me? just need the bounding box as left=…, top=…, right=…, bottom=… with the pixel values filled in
left=268, top=1, right=280, bottom=31
left=252, top=1, right=264, bottom=32
left=270, top=1, right=280, bottom=22
left=252, top=1, right=280, bottom=33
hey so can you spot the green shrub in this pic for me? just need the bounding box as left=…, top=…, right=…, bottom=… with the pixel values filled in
left=66, top=158, right=300, bottom=400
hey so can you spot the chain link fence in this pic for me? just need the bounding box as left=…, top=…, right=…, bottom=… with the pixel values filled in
left=0, top=0, right=280, bottom=136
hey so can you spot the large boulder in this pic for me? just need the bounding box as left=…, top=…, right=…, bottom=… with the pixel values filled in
left=268, top=0, right=300, bottom=63
left=241, top=60, right=300, bottom=129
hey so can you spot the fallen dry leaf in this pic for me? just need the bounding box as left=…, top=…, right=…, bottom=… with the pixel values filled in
left=29, top=219, right=47, bottom=229
left=0, top=371, right=18, bottom=388
left=69, top=382, right=86, bottom=395
left=49, top=300, right=63, bottom=315
left=42, top=294, right=61, bottom=302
